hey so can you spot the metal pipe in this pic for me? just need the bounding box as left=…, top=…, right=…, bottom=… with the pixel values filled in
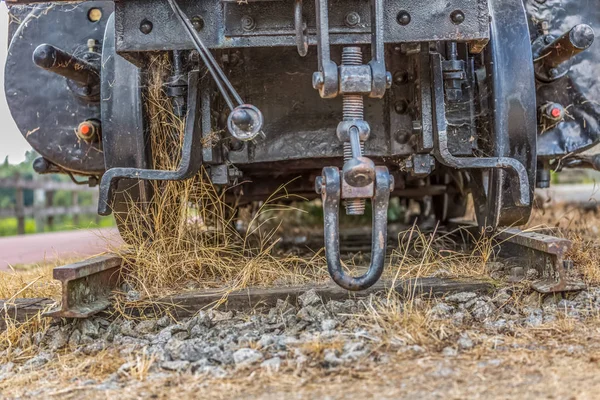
left=538, top=24, right=595, bottom=69
left=32, top=44, right=99, bottom=87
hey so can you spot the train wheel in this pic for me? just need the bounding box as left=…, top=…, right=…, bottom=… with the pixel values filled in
left=470, top=0, right=537, bottom=228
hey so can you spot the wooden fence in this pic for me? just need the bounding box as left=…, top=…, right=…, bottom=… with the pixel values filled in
left=0, top=176, right=99, bottom=235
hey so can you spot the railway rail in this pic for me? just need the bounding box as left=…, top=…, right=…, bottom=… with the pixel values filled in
left=0, top=222, right=585, bottom=328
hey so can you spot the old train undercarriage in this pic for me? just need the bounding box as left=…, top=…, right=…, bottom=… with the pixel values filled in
left=4, top=0, right=599, bottom=290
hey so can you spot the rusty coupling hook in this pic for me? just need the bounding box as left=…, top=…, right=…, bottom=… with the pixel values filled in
left=316, top=166, right=393, bottom=291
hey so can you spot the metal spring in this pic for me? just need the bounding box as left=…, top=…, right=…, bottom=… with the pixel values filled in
left=343, top=142, right=365, bottom=161
left=341, top=47, right=364, bottom=121
left=342, top=46, right=363, bottom=66
left=341, top=47, right=367, bottom=216
left=343, top=141, right=367, bottom=215
left=345, top=199, right=367, bottom=215
left=343, top=95, right=364, bottom=121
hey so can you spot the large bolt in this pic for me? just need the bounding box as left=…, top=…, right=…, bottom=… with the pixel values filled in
left=394, top=100, right=408, bottom=114
left=450, top=10, right=465, bottom=25
left=192, top=15, right=204, bottom=31
left=76, top=120, right=101, bottom=142
left=341, top=47, right=368, bottom=216
left=315, top=176, right=324, bottom=194
left=345, top=12, right=361, bottom=27
left=396, top=11, right=411, bottom=26
left=241, top=15, right=256, bottom=32
left=394, top=71, right=408, bottom=84
left=140, top=19, right=153, bottom=34
left=385, top=72, right=393, bottom=89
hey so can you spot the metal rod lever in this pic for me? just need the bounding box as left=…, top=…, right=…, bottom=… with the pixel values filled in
left=167, top=0, right=242, bottom=110
left=33, top=44, right=99, bottom=87
left=538, top=24, right=595, bottom=69
left=167, top=0, right=264, bottom=141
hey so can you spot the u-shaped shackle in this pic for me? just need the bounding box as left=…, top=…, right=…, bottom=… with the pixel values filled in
left=320, top=166, right=391, bottom=291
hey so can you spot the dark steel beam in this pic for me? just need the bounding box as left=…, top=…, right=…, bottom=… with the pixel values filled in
left=45, top=254, right=122, bottom=319
left=452, top=221, right=586, bottom=294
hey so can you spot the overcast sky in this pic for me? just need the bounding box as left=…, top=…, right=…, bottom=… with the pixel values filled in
left=1, top=4, right=33, bottom=164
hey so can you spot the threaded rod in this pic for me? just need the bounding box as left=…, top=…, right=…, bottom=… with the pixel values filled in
left=341, top=47, right=366, bottom=216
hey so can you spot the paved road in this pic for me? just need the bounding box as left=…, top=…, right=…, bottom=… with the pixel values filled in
left=536, top=183, right=600, bottom=204
left=0, top=228, right=123, bottom=271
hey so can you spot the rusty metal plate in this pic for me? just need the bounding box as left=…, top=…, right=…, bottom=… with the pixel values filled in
left=45, top=254, right=122, bottom=319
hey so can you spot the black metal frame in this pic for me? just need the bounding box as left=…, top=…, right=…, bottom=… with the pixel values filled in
left=98, top=70, right=204, bottom=215
left=115, top=0, right=489, bottom=53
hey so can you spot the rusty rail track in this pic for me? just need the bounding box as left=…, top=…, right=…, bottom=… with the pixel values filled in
left=0, top=221, right=587, bottom=325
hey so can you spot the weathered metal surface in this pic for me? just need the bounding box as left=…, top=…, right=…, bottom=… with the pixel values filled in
left=319, top=166, right=392, bottom=291
left=5, top=2, right=113, bottom=175
left=5, top=0, right=600, bottom=295
left=469, top=0, right=537, bottom=229
left=45, top=254, right=122, bottom=318
left=0, top=298, right=56, bottom=331
left=453, top=221, right=586, bottom=294
left=100, top=13, right=152, bottom=232
left=431, top=52, right=531, bottom=208
left=396, top=277, right=494, bottom=297
left=533, top=24, right=595, bottom=83
left=128, top=278, right=494, bottom=317
left=526, top=0, right=600, bottom=159
left=9, top=278, right=492, bottom=323
left=167, top=0, right=265, bottom=141
left=495, top=228, right=586, bottom=294
left=113, top=0, right=489, bottom=53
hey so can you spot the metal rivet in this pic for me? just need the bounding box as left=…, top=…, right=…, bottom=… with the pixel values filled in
left=396, top=11, right=411, bottom=26
left=88, top=8, right=102, bottom=23
left=394, top=100, right=408, bottom=114
left=140, top=20, right=153, bottom=35
left=450, top=10, right=465, bottom=25
left=394, top=71, right=407, bottom=84
left=241, top=15, right=256, bottom=32
left=345, top=12, right=361, bottom=27
left=192, top=15, right=204, bottom=31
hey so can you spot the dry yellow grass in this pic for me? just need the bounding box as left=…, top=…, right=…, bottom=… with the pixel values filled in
left=110, top=55, right=328, bottom=300
left=359, top=294, right=449, bottom=348
left=528, top=203, right=600, bottom=284
left=0, top=261, right=61, bottom=300
left=0, top=258, right=77, bottom=364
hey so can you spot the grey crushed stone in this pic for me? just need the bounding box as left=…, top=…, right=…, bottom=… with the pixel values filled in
left=445, top=292, right=478, bottom=304
left=8, top=285, right=600, bottom=391
left=298, top=289, right=321, bottom=307
left=233, top=348, right=264, bottom=366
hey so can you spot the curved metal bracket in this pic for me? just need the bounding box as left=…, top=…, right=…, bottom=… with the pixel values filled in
left=312, top=0, right=338, bottom=98
left=294, top=0, right=308, bottom=57
left=97, top=70, right=203, bottom=216
left=367, top=0, right=388, bottom=98
left=321, top=166, right=391, bottom=291
left=430, top=52, right=530, bottom=207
